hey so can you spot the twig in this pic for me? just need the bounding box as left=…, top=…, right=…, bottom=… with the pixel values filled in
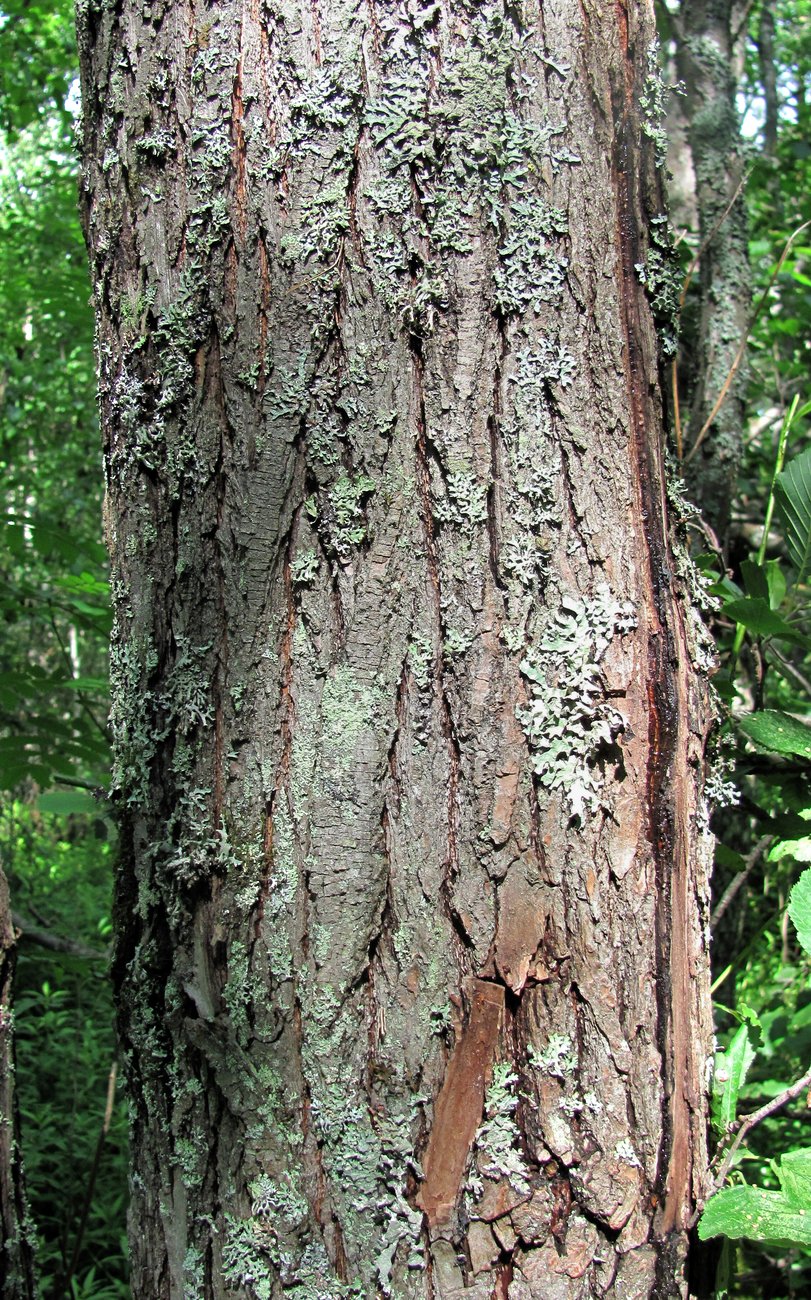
left=684, top=221, right=811, bottom=466
left=709, top=1062, right=811, bottom=1196
left=12, top=913, right=107, bottom=961
left=710, top=835, right=773, bottom=930
left=62, top=1061, right=118, bottom=1297
left=769, top=645, right=811, bottom=700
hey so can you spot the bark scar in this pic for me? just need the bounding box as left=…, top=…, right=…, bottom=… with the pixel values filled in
left=417, top=979, right=504, bottom=1227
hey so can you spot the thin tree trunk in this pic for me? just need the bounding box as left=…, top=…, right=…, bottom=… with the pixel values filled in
left=676, top=0, right=751, bottom=540
left=0, top=863, right=38, bottom=1299
left=77, top=1, right=714, bottom=1296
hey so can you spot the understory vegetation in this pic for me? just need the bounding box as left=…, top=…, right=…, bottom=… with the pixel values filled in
left=0, top=0, right=809, bottom=1296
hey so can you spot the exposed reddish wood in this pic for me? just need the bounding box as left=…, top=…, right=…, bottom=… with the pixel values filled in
left=418, top=979, right=504, bottom=1226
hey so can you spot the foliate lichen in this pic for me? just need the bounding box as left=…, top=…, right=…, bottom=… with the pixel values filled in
left=635, top=214, right=682, bottom=356
left=529, top=1033, right=578, bottom=1080
left=327, top=474, right=377, bottom=556
left=499, top=351, right=563, bottom=598
left=494, top=200, right=569, bottom=316
left=471, top=1062, right=530, bottom=1196
left=290, top=550, right=319, bottom=586
left=517, top=587, right=637, bottom=818
left=432, top=470, right=489, bottom=533
left=639, top=40, right=684, bottom=169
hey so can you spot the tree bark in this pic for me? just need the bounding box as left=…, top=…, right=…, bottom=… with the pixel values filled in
left=675, top=0, right=750, bottom=541
left=77, top=0, right=715, bottom=1296
left=0, top=864, right=38, bottom=1299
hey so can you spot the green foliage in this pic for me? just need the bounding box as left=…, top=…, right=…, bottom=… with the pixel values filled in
left=689, top=11, right=811, bottom=1287
left=712, top=1024, right=757, bottom=1137
left=775, top=444, right=811, bottom=583
left=736, top=710, right=811, bottom=759
left=0, top=0, right=76, bottom=133
left=4, top=807, right=127, bottom=1296
left=700, top=1161, right=811, bottom=1249
left=0, top=71, right=109, bottom=795
left=0, top=0, right=125, bottom=1293
left=789, top=872, right=811, bottom=955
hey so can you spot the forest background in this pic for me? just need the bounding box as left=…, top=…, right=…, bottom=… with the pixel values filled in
left=0, top=0, right=810, bottom=1296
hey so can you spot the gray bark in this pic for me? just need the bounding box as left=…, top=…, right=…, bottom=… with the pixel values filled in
left=675, top=0, right=750, bottom=540
left=76, top=0, right=715, bottom=1296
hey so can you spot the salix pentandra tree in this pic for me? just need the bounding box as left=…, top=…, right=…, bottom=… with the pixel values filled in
left=77, top=1, right=715, bottom=1296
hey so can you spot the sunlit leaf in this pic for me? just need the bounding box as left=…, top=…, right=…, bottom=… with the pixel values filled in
left=698, top=1183, right=811, bottom=1247
left=789, top=869, right=811, bottom=957
left=776, top=445, right=811, bottom=584
left=736, top=709, right=811, bottom=759
left=712, top=1024, right=756, bottom=1135
left=723, top=597, right=804, bottom=641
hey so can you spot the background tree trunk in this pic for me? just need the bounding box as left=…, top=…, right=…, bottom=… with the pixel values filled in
left=675, top=0, right=751, bottom=541
left=77, top=1, right=715, bottom=1296
left=0, top=864, right=38, bottom=1299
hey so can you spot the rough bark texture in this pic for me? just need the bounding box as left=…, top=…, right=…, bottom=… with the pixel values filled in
left=0, top=865, right=38, bottom=1299
left=675, top=0, right=750, bottom=540
left=76, top=0, right=715, bottom=1296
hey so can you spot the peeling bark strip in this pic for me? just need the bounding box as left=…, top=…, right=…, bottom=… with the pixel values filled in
left=418, top=979, right=504, bottom=1227
left=77, top=0, right=713, bottom=1296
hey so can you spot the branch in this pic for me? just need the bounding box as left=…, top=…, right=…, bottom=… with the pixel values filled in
left=12, top=914, right=107, bottom=962
left=710, top=835, right=773, bottom=930
left=62, top=1061, right=118, bottom=1296
left=709, top=1063, right=811, bottom=1195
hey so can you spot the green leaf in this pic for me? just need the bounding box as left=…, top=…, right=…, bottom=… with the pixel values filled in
left=739, top=559, right=788, bottom=610
left=698, top=1183, right=811, bottom=1247
left=765, top=559, right=787, bottom=610
left=715, top=843, right=745, bottom=871
left=737, top=710, right=811, bottom=760
left=741, top=559, right=769, bottom=601
left=723, top=597, right=803, bottom=641
left=51, top=676, right=109, bottom=695
left=711, top=1024, right=755, bottom=1135
left=779, top=1149, right=811, bottom=1208
left=775, top=445, right=811, bottom=583
left=789, top=869, right=811, bottom=958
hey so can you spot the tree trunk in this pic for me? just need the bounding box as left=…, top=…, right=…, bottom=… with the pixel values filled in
left=0, top=864, right=38, bottom=1299
left=77, top=1, right=715, bottom=1296
left=675, top=0, right=750, bottom=541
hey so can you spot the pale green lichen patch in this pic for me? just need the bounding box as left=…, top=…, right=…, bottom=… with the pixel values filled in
left=530, top=1033, right=578, bottom=1080
left=469, top=1062, right=530, bottom=1198
left=639, top=40, right=682, bottom=169
left=295, top=980, right=425, bottom=1292
left=432, top=470, right=488, bottom=533
left=496, top=345, right=566, bottom=600
left=325, top=474, right=377, bottom=556
left=408, top=634, right=434, bottom=691
left=320, top=665, right=385, bottom=774
left=442, top=626, right=473, bottom=662
left=517, top=588, right=636, bottom=818
left=635, top=214, right=682, bottom=356
left=360, top=0, right=579, bottom=328
left=494, top=200, right=569, bottom=316
left=222, top=1206, right=363, bottom=1300
left=290, top=549, right=319, bottom=586
left=262, top=801, right=297, bottom=981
